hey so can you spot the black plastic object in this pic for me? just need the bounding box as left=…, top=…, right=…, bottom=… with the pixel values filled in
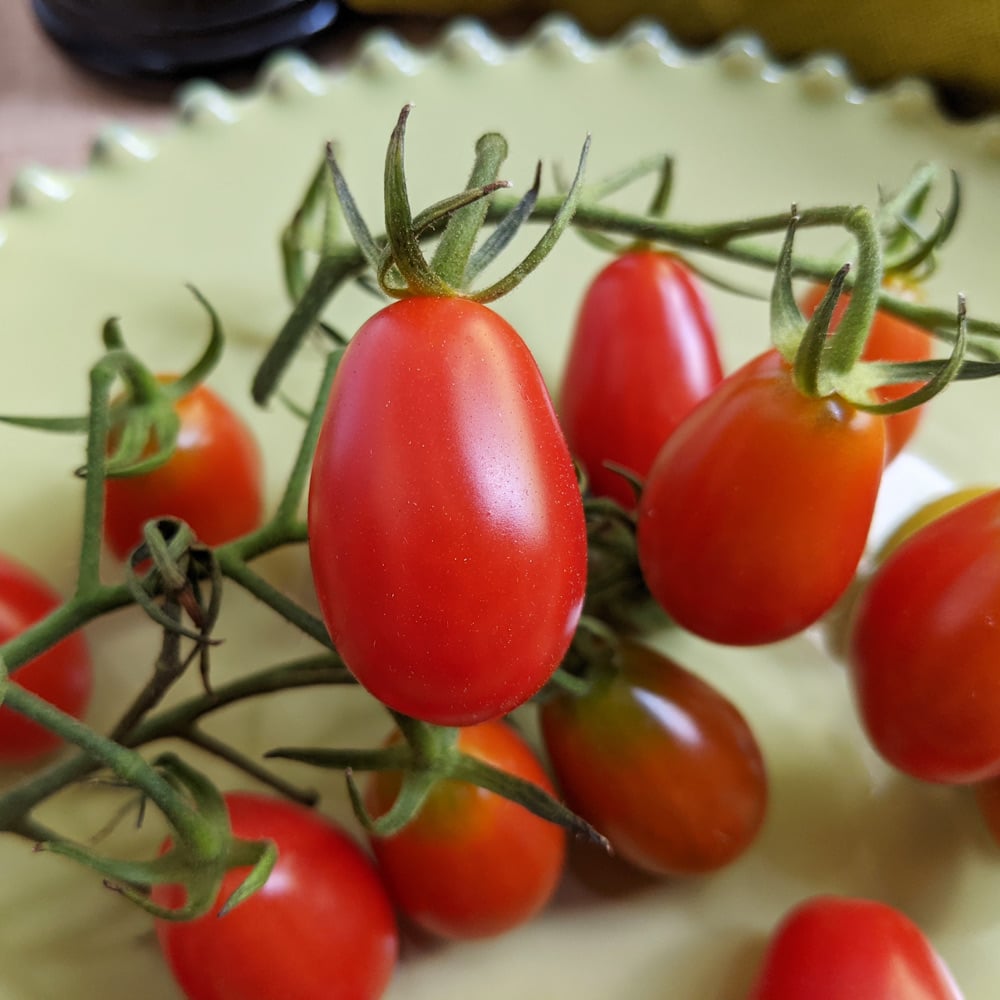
left=32, top=0, right=341, bottom=77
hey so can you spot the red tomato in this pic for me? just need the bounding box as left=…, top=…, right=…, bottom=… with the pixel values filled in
left=540, top=639, right=767, bottom=875
left=559, top=251, right=724, bottom=506
left=801, top=275, right=932, bottom=461
left=104, top=381, right=264, bottom=560
left=745, top=896, right=964, bottom=1000
left=636, top=350, right=885, bottom=645
left=0, top=555, right=92, bottom=762
left=153, top=792, right=398, bottom=1000
left=308, top=296, right=587, bottom=726
left=848, top=488, right=1000, bottom=783
left=364, top=720, right=566, bottom=939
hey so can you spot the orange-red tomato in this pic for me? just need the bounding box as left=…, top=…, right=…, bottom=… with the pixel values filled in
left=364, top=720, right=566, bottom=939
left=637, top=350, right=885, bottom=645
left=540, top=640, right=767, bottom=875
left=103, top=382, right=263, bottom=560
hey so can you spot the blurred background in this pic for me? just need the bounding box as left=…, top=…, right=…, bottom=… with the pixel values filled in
left=2, top=1, right=999, bottom=193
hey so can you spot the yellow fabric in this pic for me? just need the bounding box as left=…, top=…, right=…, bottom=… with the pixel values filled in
left=346, top=1, right=1000, bottom=104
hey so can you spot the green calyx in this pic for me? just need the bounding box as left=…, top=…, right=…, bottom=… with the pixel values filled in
left=878, top=162, right=961, bottom=280
left=769, top=201, right=986, bottom=413
left=0, top=286, right=223, bottom=479
left=266, top=711, right=608, bottom=848
left=328, top=104, right=590, bottom=302
left=34, top=752, right=275, bottom=921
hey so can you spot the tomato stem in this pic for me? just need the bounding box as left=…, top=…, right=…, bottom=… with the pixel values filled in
left=794, top=263, right=852, bottom=397
left=823, top=206, right=883, bottom=378
left=430, top=131, right=509, bottom=288
left=252, top=247, right=366, bottom=406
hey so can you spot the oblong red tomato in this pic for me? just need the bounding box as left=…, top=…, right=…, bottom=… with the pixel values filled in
left=802, top=275, right=932, bottom=462
left=848, top=488, right=1000, bottom=783
left=637, top=350, right=885, bottom=645
left=0, top=555, right=92, bottom=762
left=364, top=720, right=566, bottom=939
left=104, top=381, right=264, bottom=560
left=153, top=792, right=398, bottom=1000
left=746, top=896, right=964, bottom=1000
left=559, top=251, right=724, bottom=506
left=540, top=639, right=767, bottom=875
left=308, top=296, right=587, bottom=726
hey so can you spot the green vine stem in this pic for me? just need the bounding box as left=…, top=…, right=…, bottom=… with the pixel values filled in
left=0, top=655, right=351, bottom=837
left=2, top=684, right=206, bottom=847
left=0, top=342, right=345, bottom=853
left=253, top=182, right=1000, bottom=405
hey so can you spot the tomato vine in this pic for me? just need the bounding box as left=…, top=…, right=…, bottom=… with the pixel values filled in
left=0, top=105, right=996, bottom=958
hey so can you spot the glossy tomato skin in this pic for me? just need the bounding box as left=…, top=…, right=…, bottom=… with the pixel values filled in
left=559, top=251, right=724, bottom=506
left=364, top=720, right=566, bottom=939
left=153, top=792, right=398, bottom=1000
left=0, top=556, right=92, bottom=762
left=637, top=350, right=885, bottom=645
left=746, top=896, right=964, bottom=1000
left=802, top=276, right=932, bottom=462
left=848, top=489, right=1000, bottom=783
left=308, top=296, right=587, bottom=726
left=104, top=382, right=264, bottom=560
left=540, top=640, right=766, bottom=875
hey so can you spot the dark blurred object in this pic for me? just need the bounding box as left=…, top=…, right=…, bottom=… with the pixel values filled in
left=32, top=0, right=342, bottom=77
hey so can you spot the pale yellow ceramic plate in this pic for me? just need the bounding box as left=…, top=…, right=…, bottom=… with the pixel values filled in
left=3, top=16, right=1000, bottom=1000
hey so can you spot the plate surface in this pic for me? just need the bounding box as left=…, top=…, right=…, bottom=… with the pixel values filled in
left=2, top=17, right=1000, bottom=1000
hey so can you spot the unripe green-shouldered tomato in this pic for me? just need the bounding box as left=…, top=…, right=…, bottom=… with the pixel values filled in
left=540, top=639, right=766, bottom=875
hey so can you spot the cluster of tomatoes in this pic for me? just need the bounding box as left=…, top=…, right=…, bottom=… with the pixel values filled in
left=2, top=170, right=994, bottom=998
